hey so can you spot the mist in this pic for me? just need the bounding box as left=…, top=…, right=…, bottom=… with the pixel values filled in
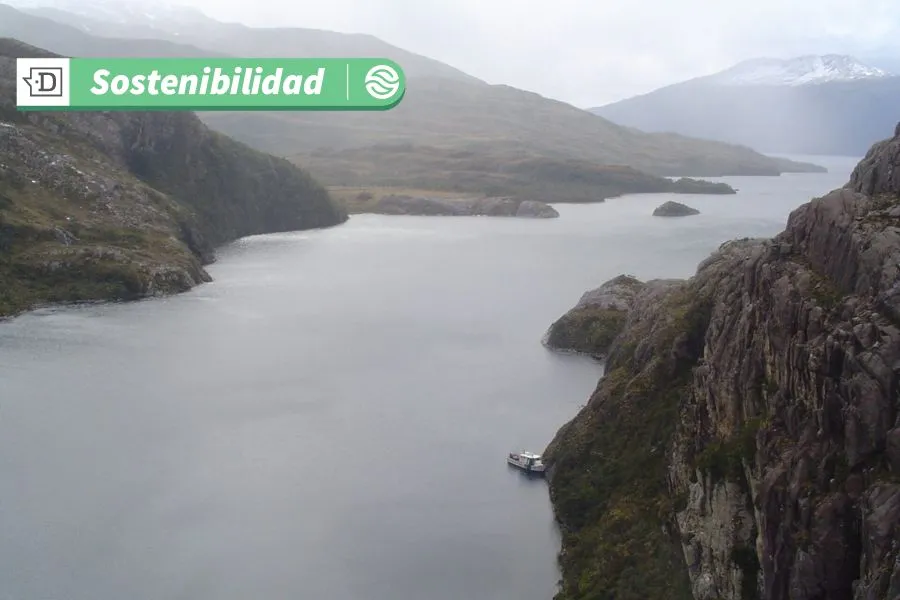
left=6, top=0, right=900, bottom=106
left=593, top=70, right=900, bottom=156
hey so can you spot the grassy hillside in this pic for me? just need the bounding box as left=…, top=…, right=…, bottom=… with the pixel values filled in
left=302, top=145, right=736, bottom=203
left=0, top=38, right=346, bottom=317
left=202, top=77, right=824, bottom=178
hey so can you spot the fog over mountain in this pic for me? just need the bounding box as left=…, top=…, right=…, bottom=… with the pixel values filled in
left=868, top=56, right=900, bottom=74
left=592, top=55, right=900, bottom=156
left=4, top=2, right=900, bottom=600
left=4, top=0, right=900, bottom=107
left=1, top=1, right=824, bottom=185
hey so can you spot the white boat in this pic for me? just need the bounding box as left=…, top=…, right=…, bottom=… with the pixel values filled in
left=507, top=451, right=546, bottom=474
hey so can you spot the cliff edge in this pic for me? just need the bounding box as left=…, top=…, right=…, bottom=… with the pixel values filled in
left=544, top=124, right=900, bottom=600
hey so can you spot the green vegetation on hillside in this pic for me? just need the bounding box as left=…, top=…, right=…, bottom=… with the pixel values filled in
left=0, top=3, right=827, bottom=207
left=0, top=38, right=346, bottom=318
left=544, top=286, right=712, bottom=600
left=203, top=76, right=824, bottom=178
left=545, top=308, right=628, bottom=356
left=328, top=186, right=481, bottom=214
left=295, top=145, right=736, bottom=203
left=0, top=127, right=207, bottom=315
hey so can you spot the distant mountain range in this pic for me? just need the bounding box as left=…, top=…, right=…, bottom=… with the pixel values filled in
left=705, top=54, right=890, bottom=86
left=1, top=1, right=823, bottom=178
left=592, top=54, right=900, bottom=156
left=0, top=0, right=478, bottom=81
left=10, top=0, right=213, bottom=30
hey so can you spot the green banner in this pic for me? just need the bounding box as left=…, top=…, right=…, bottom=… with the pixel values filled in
left=16, top=57, right=406, bottom=111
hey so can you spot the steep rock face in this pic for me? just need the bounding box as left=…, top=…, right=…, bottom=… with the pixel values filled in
left=0, top=39, right=346, bottom=316
left=847, top=123, right=900, bottom=198
left=545, top=124, right=900, bottom=600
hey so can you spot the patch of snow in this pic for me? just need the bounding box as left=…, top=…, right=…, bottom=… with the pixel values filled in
left=704, top=54, right=892, bottom=86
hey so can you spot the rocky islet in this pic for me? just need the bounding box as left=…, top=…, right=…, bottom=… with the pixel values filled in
left=654, top=200, right=701, bottom=217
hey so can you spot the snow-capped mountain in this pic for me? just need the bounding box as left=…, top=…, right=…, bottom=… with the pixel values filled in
left=702, top=54, right=891, bottom=86
left=591, top=54, right=900, bottom=155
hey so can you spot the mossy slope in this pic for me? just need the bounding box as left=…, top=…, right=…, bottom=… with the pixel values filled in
left=545, top=282, right=711, bottom=600
left=0, top=38, right=346, bottom=317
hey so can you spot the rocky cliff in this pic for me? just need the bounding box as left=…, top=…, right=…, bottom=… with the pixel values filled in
left=0, top=39, right=347, bottom=317
left=544, top=124, right=900, bottom=600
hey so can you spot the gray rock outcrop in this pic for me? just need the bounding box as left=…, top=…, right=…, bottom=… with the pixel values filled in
left=542, top=275, right=647, bottom=357
left=543, top=123, right=900, bottom=599
left=516, top=200, right=560, bottom=218
left=846, top=122, right=900, bottom=197
left=573, top=274, right=647, bottom=311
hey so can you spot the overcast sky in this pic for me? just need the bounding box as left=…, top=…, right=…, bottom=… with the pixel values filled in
left=181, top=0, right=900, bottom=106
left=30, top=0, right=900, bottom=106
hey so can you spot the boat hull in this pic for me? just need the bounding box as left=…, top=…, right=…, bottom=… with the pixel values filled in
left=507, top=458, right=546, bottom=475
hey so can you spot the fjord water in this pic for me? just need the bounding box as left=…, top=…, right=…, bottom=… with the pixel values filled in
left=0, top=156, right=856, bottom=600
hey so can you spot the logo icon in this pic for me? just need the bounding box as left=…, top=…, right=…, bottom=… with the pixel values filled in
left=17, top=58, right=71, bottom=108
left=364, top=64, right=400, bottom=100
left=23, top=67, right=63, bottom=96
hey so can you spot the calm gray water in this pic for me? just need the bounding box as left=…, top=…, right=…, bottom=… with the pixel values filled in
left=0, top=155, right=857, bottom=600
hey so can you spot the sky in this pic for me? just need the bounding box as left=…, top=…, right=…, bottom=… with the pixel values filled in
left=15, top=0, right=900, bottom=106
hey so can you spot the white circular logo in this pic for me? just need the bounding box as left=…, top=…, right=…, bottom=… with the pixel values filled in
left=365, top=65, right=400, bottom=100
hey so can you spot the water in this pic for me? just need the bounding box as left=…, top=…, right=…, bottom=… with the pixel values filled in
left=0, top=155, right=857, bottom=600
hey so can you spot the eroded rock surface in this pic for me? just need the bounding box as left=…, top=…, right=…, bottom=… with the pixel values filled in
left=544, top=123, right=900, bottom=600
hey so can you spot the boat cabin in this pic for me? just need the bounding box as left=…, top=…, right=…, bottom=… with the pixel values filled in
left=507, top=451, right=546, bottom=473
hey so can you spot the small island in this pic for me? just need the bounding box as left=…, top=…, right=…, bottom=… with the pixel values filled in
left=653, top=201, right=701, bottom=217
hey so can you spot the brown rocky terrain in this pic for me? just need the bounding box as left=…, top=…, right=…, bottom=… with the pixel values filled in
left=543, top=123, right=900, bottom=599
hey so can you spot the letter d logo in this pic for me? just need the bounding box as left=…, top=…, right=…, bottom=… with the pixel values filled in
left=16, top=57, right=71, bottom=108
